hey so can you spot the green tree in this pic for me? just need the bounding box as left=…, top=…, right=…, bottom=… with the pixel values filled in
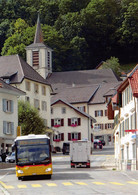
left=102, top=56, right=121, bottom=76
left=18, top=100, right=45, bottom=135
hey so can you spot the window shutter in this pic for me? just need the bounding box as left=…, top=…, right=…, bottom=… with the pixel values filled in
left=91, top=134, right=93, bottom=142
left=61, top=119, right=64, bottom=126
left=11, top=100, right=14, bottom=113
left=68, top=133, right=71, bottom=141
left=51, top=119, right=54, bottom=127
left=101, top=110, right=103, bottom=116
left=68, top=118, right=71, bottom=126
left=11, top=122, right=14, bottom=135
left=3, top=121, right=7, bottom=134
left=78, top=132, right=81, bottom=140
left=3, top=99, right=6, bottom=112
left=78, top=118, right=81, bottom=126
left=61, top=133, right=64, bottom=141
left=83, top=106, right=86, bottom=112
left=101, top=124, right=103, bottom=129
left=105, top=124, right=107, bottom=129
left=95, top=111, right=97, bottom=117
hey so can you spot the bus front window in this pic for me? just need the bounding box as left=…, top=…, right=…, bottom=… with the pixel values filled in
left=17, top=145, right=50, bottom=164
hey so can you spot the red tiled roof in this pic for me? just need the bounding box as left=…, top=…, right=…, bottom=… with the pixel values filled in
left=129, top=67, right=138, bottom=97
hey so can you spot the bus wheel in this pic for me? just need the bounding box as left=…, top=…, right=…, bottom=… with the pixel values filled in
left=47, top=175, right=51, bottom=179
left=18, top=177, right=21, bottom=180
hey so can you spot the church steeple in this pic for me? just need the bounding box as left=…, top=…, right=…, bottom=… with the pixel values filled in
left=26, top=13, right=53, bottom=79
left=34, top=13, right=44, bottom=44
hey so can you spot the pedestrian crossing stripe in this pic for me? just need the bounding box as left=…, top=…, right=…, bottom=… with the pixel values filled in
left=18, top=185, right=27, bottom=188
left=62, top=182, right=73, bottom=186
left=75, top=182, right=88, bottom=185
left=92, top=182, right=105, bottom=185
left=0, top=181, right=14, bottom=189
left=46, top=183, right=57, bottom=186
left=109, top=182, right=125, bottom=185
left=31, top=184, right=42, bottom=187
left=127, top=181, right=138, bottom=185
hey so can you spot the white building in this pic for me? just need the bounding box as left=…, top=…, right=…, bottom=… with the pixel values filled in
left=0, top=79, right=25, bottom=154
left=108, top=65, right=138, bottom=170
left=51, top=99, right=96, bottom=151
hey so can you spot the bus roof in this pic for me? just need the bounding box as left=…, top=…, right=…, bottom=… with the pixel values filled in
left=14, top=134, right=50, bottom=141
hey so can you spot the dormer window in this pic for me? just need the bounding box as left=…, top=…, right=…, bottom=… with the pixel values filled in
left=33, top=51, right=39, bottom=66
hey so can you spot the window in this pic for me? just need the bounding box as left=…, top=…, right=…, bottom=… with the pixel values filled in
left=121, top=121, right=125, bottom=137
left=3, top=99, right=13, bottom=113
left=51, top=119, right=64, bottom=127
left=77, top=106, right=85, bottom=112
left=62, top=107, right=66, bottom=114
left=51, top=108, right=53, bottom=114
left=53, top=133, right=64, bottom=141
left=127, top=145, right=129, bottom=160
left=105, top=110, right=107, bottom=116
left=95, top=110, right=103, bottom=117
left=34, top=99, right=40, bottom=110
left=25, top=81, right=31, bottom=91
left=68, top=118, right=81, bottom=126
left=25, top=96, right=30, bottom=102
left=3, top=121, right=14, bottom=135
left=68, top=132, right=81, bottom=141
left=131, top=113, right=136, bottom=130
left=47, top=51, right=50, bottom=70
left=33, top=51, right=39, bottom=66
left=94, top=124, right=103, bottom=130
left=42, top=86, right=46, bottom=95
left=125, top=118, right=129, bottom=132
left=42, top=101, right=47, bottom=111
left=34, top=83, right=39, bottom=93
left=105, top=123, right=114, bottom=129
left=123, top=85, right=133, bottom=107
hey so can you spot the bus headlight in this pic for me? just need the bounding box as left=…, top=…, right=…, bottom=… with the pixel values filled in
left=45, top=168, right=51, bottom=172
left=17, top=170, right=24, bottom=174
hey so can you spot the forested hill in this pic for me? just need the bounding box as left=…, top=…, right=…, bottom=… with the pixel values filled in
left=0, top=0, right=138, bottom=71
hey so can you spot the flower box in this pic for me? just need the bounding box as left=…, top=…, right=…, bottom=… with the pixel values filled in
left=71, top=124, right=77, bottom=127
left=72, top=139, right=78, bottom=141
left=54, top=125, right=60, bottom=128
left=54, top=139, right=61, bottom=142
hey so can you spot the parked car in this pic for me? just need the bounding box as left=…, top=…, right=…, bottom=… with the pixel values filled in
left=0, top=155, right=2, bottom=162
left=100, top=139, right=105, bottom=146
left=5, top=152, right=15, bottom=163
left=94, top=139, right=103, bottom=149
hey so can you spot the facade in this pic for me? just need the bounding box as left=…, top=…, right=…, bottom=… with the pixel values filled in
left=51, top=99, right=96, bottom=151
left=107, top=65, right=138, bottom=170
left=0, top=55, right=52, bottom=129
left=0, top=80, right=25, bottom=154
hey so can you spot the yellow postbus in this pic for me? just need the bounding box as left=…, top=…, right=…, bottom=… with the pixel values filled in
left=13, top=134, right=52, bottom=180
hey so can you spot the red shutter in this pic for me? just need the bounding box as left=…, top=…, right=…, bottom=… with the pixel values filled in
left=51, top=119, right=54, bottom=127
left=101, top=110, right=103, bottom=116
left=68, top=133, right=71, bottom=141
left=68, top=118, right=71, bottom=126
left=91, top=134, right=93, bottom=142
left=61, top=133, right=64, bottom=141
left=61, top=119, right=64, bottom=126
left=105, top=124, right=107, bottom=129
left=84, top=106, right=86, bottom=112
left=78, top=132, right=81, bottom=140
left=78, top=118, right=81, bottom=126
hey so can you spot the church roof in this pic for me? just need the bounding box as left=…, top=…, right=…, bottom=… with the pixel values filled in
left=0, top=55, right=51, bottom=86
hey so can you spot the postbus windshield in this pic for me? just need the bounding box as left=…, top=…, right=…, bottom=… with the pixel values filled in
left=16, top=139, right=50, bottom=165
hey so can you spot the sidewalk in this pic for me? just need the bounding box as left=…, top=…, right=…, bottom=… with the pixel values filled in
left=102, top=155, right=116, bottom=169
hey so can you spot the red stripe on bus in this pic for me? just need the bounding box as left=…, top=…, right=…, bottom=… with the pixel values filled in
left=16, top=163, right=52, bottom=168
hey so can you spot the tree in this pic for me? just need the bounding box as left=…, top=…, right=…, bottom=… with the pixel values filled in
left=102, top=56, right=121, bottom=76
left=18, top=100, right=46, bottom=135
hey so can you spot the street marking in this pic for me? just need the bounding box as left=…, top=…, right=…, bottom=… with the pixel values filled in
left=46, top=183, right=57, bottom=186
left=92, top=182, right=105, bottom=185
left=75, top=182, right=88, bottom=185
left=109, top=182, right=124, bottom=186
left=18, top=185, right=27, bottom=188
left=62, top=182, right=73, bottom=186
left=31, top=184, right=42, bottom=187
left=127, top=181, right=138, bottom=185
left=0, top=181, right=14, bottom=189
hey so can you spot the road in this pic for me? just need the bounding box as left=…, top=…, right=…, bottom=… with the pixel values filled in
left=0, top=146, right=138, bottom=195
